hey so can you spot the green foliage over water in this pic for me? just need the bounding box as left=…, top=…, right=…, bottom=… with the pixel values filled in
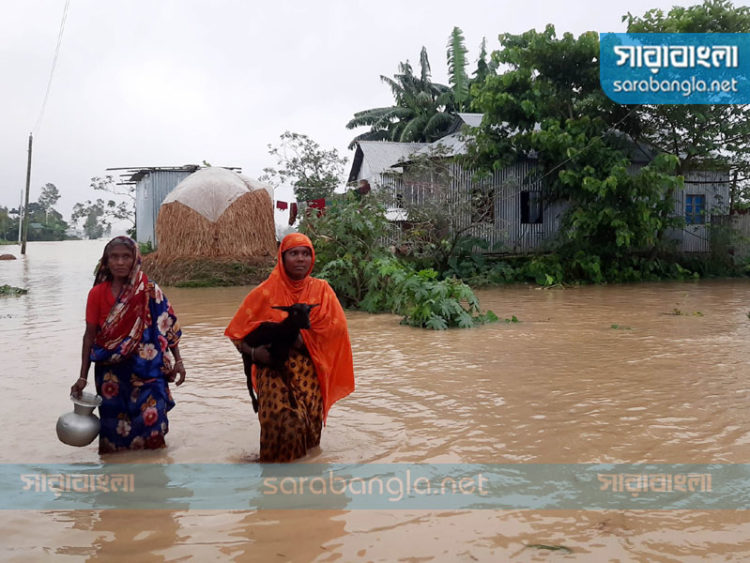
left=0, top=285, right=28, bottom=296
left=301, top=192, right=498, bottom=329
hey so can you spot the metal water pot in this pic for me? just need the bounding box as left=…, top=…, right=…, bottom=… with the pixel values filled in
left=56, top=392, right=103, bottom=447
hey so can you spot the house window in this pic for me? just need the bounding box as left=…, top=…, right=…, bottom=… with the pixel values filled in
left=521, top=191, right=543, bottom=224
left=685, top=194, right=706, bottom=225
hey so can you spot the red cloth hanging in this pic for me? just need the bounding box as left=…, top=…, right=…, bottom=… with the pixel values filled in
left=309, top=198, right=325, bottom=217
left=276, top=201, right=288, bottom=210
left=288, top=202, right=298, bottom=225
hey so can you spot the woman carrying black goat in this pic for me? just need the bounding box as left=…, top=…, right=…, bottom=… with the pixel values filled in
left=225, top=233, right=355, bottom=462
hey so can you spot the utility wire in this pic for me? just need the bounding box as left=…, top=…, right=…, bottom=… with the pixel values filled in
left=528, top=105, right=641, bottom=186
left=33, top=0, right=71, bottom=135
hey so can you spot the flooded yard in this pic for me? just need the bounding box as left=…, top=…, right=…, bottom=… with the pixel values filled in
left=2, top=240, right=750, bottom=561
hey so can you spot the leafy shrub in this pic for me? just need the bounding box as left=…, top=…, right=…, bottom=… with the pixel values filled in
left=359, top=257, right=498, bottom=328
left=302, top=193, right=497, bottom=329
left=0, top=284, right=28, bottom=296
left=521, top=255, right=565, bottom=286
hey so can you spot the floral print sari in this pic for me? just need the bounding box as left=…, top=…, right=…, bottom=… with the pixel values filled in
left=89, top=237, right=182, bottom=453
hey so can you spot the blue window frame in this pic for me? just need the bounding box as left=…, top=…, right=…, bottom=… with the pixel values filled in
left=685, top=194, right=706, bottom=225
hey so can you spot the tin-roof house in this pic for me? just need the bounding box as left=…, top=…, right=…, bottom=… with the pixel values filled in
left=347, top=113, right=729, bottom=254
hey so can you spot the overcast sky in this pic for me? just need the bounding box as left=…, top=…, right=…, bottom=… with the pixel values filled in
left=1, top=0, right=721, bottom=225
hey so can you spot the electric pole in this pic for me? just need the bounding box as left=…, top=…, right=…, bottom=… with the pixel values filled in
left=21, top=133, right=32, bottom=255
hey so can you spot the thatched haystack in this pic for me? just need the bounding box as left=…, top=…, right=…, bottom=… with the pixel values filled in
left=155, top=167, right=277, bottom=258
left=139, top=254, right=274, bottom=287
left=142, top=167, right=278, bottom=287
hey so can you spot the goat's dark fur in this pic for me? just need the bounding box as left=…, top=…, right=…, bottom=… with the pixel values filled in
left=241, top=303, right=319, bottom=412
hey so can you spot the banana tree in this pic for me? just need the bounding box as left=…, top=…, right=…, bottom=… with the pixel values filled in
left=347, top=47, right=456, bottom=147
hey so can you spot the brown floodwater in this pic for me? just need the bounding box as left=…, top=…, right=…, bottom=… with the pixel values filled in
left=2, top=240, right=750, bottom=561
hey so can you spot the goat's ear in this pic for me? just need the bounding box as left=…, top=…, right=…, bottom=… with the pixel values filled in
left=271, top=306, right=286, bottom=311
left=309, top=303, right=320, bottom=309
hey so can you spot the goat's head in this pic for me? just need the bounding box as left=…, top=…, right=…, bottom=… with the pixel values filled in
left=272, top=303, right=320, bottom=329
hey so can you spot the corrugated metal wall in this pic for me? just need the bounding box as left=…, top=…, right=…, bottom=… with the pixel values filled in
left=713, top=214, right=750, bottom=260
left=376, top=163, right=730, bottom=255
left=135, top=170, right=194, bottom=247
left=377, top=159, right=557, bottom=253
left=666, top=170, right=730, bottom=252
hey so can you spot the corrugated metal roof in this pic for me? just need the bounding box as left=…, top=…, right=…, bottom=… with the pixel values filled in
left=456, top=113, right=483, bottom=128
left=108, top=165, right=202, bottom=184
left=348, top=115, right=487, bottom=182
left=413, top=133, right=468, bottom=158
left=348, top=113, right=542, bottom=181
left=358, top=141, right=429, bottom=175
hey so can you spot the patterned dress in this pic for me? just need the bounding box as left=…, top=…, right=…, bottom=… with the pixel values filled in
left=90, top=282, right=181, bottom=453
left=256, top=349, right=323, bottom=462
left=85, top=231, right=182, bottom=457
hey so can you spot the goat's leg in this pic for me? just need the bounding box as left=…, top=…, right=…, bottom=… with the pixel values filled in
left=247, top=377, right=259, bottom=413
left=242, top=354, right=259, bottom=413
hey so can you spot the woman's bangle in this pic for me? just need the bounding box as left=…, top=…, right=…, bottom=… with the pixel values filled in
left=174, top=359, right=184, bottom=366
left=78, top=377, right=87, bottom=382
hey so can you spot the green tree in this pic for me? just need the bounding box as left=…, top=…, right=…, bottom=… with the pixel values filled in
left=348, top=29, right=499, bottom=149
left=260, top=131, right=347, bottom=201
left=37, top=183, right=60, bottom=224
left=469, top=25, right=686, bottom=281
left=447, top=27, right=470, bottom=112
left=71, top=199, right=111, bottom=239
left=300, top=191, right=393, bottom=306
left=0, top=206, right=18, bottom=242
left=472, top=37, right=494, bottom=89
left=19, top=200, right=69, bottom=241
left=90, top=175, right=136, bottom=236
left=623, top=0, right=750, bottom=212
left=346, top=46, right=456, bottom=147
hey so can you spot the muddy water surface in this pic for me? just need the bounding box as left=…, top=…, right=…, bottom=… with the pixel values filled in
left=2, top=240, right=750, bottom=561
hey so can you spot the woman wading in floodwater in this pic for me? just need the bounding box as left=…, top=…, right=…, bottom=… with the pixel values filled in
left=70, top=236, right=186, bottom=453
left=225, top=233, right=354, bottom=462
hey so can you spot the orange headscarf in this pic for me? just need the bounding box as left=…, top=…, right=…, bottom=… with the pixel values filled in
left=225, top=233, right=355, bottom=421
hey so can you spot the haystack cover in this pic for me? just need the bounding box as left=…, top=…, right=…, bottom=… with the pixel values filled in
left=162, top=167, right=248, bottom=222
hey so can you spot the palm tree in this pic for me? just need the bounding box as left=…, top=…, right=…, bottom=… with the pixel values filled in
left=346, top=47, right=456, bottom=148
left=447, top=27, right=469, bottom=112
left=472, top=37, right=493, bottom=87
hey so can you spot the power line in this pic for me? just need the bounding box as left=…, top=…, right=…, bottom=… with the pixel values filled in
left=33, top=0, right=71, bottom=134
left=530, top=106, right=641, bottom=186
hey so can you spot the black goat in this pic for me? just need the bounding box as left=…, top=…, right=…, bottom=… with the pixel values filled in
left=241, top=303, right=319, bottom=413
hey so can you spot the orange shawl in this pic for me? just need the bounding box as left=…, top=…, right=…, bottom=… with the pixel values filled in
left=225, top=233, right=355, bottom=421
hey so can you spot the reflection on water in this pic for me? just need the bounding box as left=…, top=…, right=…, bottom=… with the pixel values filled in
left=2, top=240, right=750, bottom=560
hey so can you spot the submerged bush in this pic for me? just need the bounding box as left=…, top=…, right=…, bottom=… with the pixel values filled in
left=302, top=193, right=497, bottom=329
left=355, top=257, right=498, bottom=329
left=0, top=285, right=28, bottom=296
